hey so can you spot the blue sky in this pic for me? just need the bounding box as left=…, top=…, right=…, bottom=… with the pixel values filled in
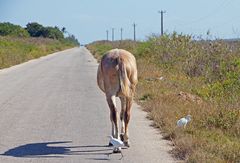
left=0, top=0, right=240, bottom=44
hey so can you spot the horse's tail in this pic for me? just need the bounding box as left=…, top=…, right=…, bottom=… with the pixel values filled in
left=117, top=53, right=131, bottom=98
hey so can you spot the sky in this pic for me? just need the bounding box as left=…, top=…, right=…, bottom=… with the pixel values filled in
left=0, top=0, right=240, bottom=44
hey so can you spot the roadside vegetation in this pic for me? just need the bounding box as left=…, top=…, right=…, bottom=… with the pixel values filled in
left=0, top=22, right=79, bottom=69
left=86, top=34, right=240, bottom=163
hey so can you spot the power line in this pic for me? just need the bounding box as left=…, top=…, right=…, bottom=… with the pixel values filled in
left=171, top=0, right=234, bottom=27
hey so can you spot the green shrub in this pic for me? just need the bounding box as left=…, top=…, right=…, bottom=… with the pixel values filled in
left=0, top=22, right=29, bottom=37
left=64, top=34, right=80, bottom=46
left=203, top=109, right=239, bottom=130
left=26, top=22, right=44, bottom=37
left=42, top=26, right=64, bottom=40
left=26, top=22, right=64, bottom=40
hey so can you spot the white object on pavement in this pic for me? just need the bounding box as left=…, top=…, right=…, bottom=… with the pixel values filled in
left=108, top=135, right=124, bottom=159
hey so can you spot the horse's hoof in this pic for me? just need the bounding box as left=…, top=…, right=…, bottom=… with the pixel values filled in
left=124, top=141, right=130, bottom=147
left=109, top=142, right=113, bottom=146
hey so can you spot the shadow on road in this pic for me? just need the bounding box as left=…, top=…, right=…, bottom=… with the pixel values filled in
left=1, top=141, right=113, bottom=158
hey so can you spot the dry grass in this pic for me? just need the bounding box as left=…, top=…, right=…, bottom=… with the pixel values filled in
left=0, top=36, right=76, bottom=69
left=136, top=58, right=240, bottom=162
left=87, top=35, right=240, bottom=163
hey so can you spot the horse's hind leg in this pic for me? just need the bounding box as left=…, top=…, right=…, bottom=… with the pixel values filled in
left=106, top=95, right=119, bottom=140
left=120, top=97, right=126, bottom=141
left=107, top=95, right=121, bottom=152
left=123, top=97, right=133, bottom=147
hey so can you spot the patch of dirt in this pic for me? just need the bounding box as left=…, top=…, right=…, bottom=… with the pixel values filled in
left=177, top=91, right=202, bottom=104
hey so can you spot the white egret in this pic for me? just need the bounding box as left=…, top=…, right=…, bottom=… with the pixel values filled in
left=158, top=76, right=164, bottom=80
left=108, top=135, right=124, bottom=159
left=177, top=115, right=191, bottom=128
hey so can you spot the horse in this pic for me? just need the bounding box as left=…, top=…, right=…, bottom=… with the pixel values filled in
left=97, top=49, right=138, bottom=150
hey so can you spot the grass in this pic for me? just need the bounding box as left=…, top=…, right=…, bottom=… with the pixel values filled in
left=86, top=34, right=240, bottom=163
left=0, top=36, right=77, bottom=69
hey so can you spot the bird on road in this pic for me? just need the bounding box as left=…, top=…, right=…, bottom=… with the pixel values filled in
left=108, top=135, right=124, bottom=159
left=177, top=115, right=191, bottom=128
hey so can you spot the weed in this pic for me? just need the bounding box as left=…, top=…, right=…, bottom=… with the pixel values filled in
left=87, top=34, right=240, bottom=163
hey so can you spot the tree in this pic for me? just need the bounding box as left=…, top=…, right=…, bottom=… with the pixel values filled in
left=26, top=23, right=64, bottom=40
left=61, top=27, right=66, bottom=33
left=42, top=26, right=64, bottom=40
left=64, top=34, right=80, bottom=46
left=26, top=22, right=44, bottom=37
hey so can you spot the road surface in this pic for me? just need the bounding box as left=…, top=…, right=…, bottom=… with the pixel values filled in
left=0, top=47, right=175, bottom=162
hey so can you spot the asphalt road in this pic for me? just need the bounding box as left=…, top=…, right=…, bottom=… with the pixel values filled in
left=0, top=47, right=175, bottom=163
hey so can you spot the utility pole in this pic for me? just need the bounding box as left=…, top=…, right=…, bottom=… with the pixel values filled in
left=158, top=10, right=166, bottom=36
left=120, top=28, right=123, bottom=41
left=133, top=23, right=136, bottom=41
left=112, top=28, right=115, bottom=41
left=106, top=30, right=109, bottom=41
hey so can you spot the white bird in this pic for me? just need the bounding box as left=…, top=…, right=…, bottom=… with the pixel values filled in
left=108, top=135, right=124, bottom=159
left=177, top=115, right=191, bottom=128
left=158, top=76, right=164, bottom=80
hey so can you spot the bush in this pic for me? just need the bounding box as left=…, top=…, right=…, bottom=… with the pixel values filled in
left=42, top=26, right=64, bottom=40
left=26, top=22, right=44, bottom=37
left=26, top=22, right=64, bottom=40
left=0, top=22, right=79, bottom=44
left=64, top=34, right=80, bottom=46
left=0, top=22, right=29, bottom=37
